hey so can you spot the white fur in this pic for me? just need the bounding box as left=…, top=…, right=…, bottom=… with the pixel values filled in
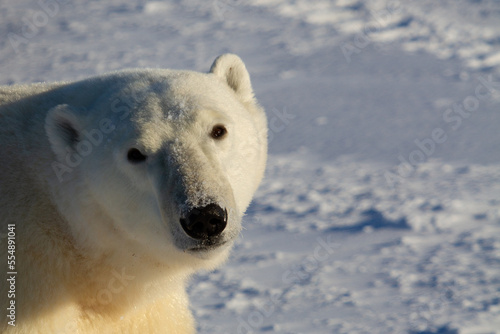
left=0, top=54, right=267, bottom=333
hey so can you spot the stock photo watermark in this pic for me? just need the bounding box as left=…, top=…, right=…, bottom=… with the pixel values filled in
left=8, top=0, right=69, bottom=54
left=232, top=234, right=340, bottom=334
left=212, top=0, right=245, bottom=21
left=385, top=74, right=500, bottom=188
left=56, top=266, right=135, bottom=334
left=340, top=0, right=406, bottom=63
left=50, top=87, right=143, bottom=183
left=92, top=267, right=135, bottom=306
left=5, top=223, right=17, bottom=327
left=268, top=106, right=296, bottom=144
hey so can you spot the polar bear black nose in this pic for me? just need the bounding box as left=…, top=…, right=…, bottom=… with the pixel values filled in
left=180, top=204, right=227, bottom=240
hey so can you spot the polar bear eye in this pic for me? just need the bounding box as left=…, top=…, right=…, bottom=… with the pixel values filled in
left=211, top=125, right=227, bottom=139
left=127, top=148, right=147, bottom=163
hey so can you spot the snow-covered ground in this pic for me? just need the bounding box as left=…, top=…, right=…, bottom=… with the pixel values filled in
left=1, top=0, right=500, bottom=333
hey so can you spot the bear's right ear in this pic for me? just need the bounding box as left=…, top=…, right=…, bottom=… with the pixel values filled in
left=45, top=104, right=81, bottom=160
left=209, top=53, right=255, bottom=105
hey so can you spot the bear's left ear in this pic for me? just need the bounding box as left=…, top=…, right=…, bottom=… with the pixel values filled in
left=45, top=104, right=81, bottom=161
left=209, top=53, right=254, bottom=104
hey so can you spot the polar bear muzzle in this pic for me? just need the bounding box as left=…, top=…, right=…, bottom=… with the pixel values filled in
left=179, top=203, right=228, bottom=242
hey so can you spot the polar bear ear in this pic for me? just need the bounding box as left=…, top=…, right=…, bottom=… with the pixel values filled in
left=45, top=104, right=81, bottom=160
left=209, top=54, right=254, bottom=104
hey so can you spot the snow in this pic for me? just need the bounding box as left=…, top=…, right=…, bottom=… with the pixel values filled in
left=1, top=0, right=500, bottom=333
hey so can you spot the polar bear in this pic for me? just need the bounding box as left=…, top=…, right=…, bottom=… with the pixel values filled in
left=0, top=54, right=267, bottom=334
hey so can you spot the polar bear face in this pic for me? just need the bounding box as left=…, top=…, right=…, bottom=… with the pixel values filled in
left=44, top=55, right=267, bottom=269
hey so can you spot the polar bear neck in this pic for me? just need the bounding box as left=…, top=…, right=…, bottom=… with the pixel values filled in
left=9, top=200, right=196, bottom=333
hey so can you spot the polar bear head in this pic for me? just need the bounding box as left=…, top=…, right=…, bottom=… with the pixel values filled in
left=44, top=54, right=267, bottom=270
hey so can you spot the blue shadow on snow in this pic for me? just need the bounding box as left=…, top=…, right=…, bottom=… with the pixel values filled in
left=326, top=208, right=410, bottom=233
